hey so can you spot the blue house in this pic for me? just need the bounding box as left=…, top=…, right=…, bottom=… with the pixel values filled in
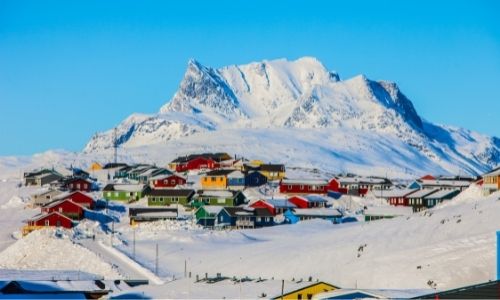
left=245, top=171, right=268, bottom=187
left=227, top=170, right=245, bottom=190
left=407, top=180, right=423, bottom=189
left=217, top=207, right=274, bottom=228
left=284, top=208, right=342, bottom=224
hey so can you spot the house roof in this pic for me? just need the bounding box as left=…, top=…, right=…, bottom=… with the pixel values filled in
left=199, top=206, right=224, bottom=215
left=372, top=188, right=418, bottom=198
left=147, top=189, right=195, bottom=197
left=364, top=206, right=413, bottom=217
left=42, top=199, right=84, bottom=210
left=103, top=163, right=128, bottom=169
left=205, top=169, right=237, bottom=176
left=129, top=207, right=178, bottom=217
left=223, top=207, right=254, bottom=217
left=53, top=191, right=93, bottom=201
left=301, top=195, right=329, bottom=203
left=28, top=211, right=73, bottom=223
left=281, top=179, right=328, bottom=185
left=423, top=188, right=460, bottom=200
left=263, top=199, right=297, bottom=209
left=292, top=208, right=342, bottom=217
left=335, top=176, right=391, bottom=185
left=103, top=184, right=145, bottom=192
left=260, top=164, right=285, bottom=172
left=483, top=167, right=500, bottom=177
left=171, top=152, right=231, bottom=163
left=419, top=179, right=472, bottom=187
left=406, top=188, right=440, bottom=198
left=149, top=174, right=186, bottom=181
left=198, top=190, right=240, bottom=198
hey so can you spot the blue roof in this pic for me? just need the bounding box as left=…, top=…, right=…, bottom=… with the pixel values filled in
left=303, top=195, right=328, bottom=203
left=266, top=199, right=297, bottom=208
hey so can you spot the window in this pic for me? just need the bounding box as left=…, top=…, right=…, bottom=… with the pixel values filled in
left=114, top=192, right=118, bottom=197
left=45, top=220, right=50, bottom=226
left=256, top=217, right=261, bottom=222
left=300, top=185, right=304, bottom=190
left=56, top=220, right=61, bottom=227
left=76, top=183, right=80, bottom=189
left=83, top=184, right=88, bottom=189
left=211, top=177, right=216, bottom=182
left=59, top=207, right=62, bottom=212
left=297, top=294, right=302, bottom=300
left=171, top=180, right=175, bottom=185
left=307, top=294, right=313, bottom=300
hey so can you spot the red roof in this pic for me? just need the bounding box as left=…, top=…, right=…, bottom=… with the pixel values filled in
left=420, top=174, right=436, bottom=180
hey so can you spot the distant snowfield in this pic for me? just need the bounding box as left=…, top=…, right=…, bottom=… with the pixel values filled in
left=114, top=186, right=499, bottom=291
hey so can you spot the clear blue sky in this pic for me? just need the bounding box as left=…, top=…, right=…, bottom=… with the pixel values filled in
left=1, top=0, right=499, bottom=156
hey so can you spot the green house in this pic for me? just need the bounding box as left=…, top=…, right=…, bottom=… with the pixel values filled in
left=147, top=189, right=195, bottom=207
left=192, top=190, right=246, bottom=208
left=194, top=206, right=224, bottom=227
left=102, top=184, right=147, bottom=202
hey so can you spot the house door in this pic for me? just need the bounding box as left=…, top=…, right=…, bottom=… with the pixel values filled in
left=56, top=220, right=61, bottom=227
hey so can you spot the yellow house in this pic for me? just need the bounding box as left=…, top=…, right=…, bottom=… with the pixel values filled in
left=482, top=168, right=500, bottom=196
left=259, top=164, right=286, bottom=181
left=273, top=281, right=339, bottom=300
left=200, top=169, right=234, bottom=190
left=88, top=162, right=103, bottom=172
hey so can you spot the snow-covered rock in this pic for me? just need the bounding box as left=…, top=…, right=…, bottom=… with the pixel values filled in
left=78, top=56, right=498, bottom=176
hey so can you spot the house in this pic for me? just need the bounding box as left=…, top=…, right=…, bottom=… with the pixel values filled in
left=88, top=162, right=103, bottom=172
left=149, top=174, right=187, bottom=189
left=416, top=279, right=500, bottom=299
left=63, top=177, right=93, bottom=192
left=23, top=169, right=63, bottom=187
left=372, top=188, right=418, bottom=206
left=314, top=288, right=431, bottom=299
left=284, top=208, right=342, bottom=224
left=200, top=169, right=235, bottom=190
left=259, top=164, right=286, bottom=180
left=147, top=189, right=195, bottom=207
left=250, top=199, right=297, bottom=216
left=29, top=189, right=63, bottom=207
left=288, top=195, right=328, bottom=208
left=407, top=176, right=472, bottom=191
left=280, top=179, right=329, bottom=194
left=217, top=207, right=274, bottom=228
left=102, top=184, right=147, bottom=202
left=22, top=212, right=74, bottom=235
left=169, top=152, right=232, bottom=172
left=406, top=188, right=440, bottom=212
left=53, top=191, right=94, bottom=209
left=227, top=170, right=245, bottom=190
left=136, top=167, right=172, bottom=183
left=244, top=171, right=268, bottom=187
left=0, top=280, right=111, bottom=299
left=363, top=206, right=413, bottom=222
left=41, top=199, right=85, bottom=220
left=193, top=190, right=246, bottom=208
left=328, top=176, right=392, bottom=197
left=423, top=188, right=461, bottom=208
left=103, top=162, right=128, bottom=169
left=195, top=206, right=224, bottom=227
left=129, top=207, right=178, bottom=225
left=272, top=281, right=339, bottom=300
left=482, top=167, right=500, bottom=196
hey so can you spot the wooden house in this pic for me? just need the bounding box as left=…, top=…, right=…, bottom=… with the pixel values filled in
left=54, top=191, right=94, bottom=209
left=24, top=169, right=63, bottom=187
left=288, top=195, right=328, bottom=208
left=200, top=169, right=235, bottom=190
left=149, top=174, right=187, bottom=189
left=250, top=199, right=297, bottom=216
left=423, top=188, right=461, bottom=208
left=372, top=188, right=418, bottom=206
left=284, top=208, right=342, bottom=224
left=328, top=176, right=392, bottom=197
left=146, top=189, right=195, bottom=207
left=42, top=199, right=85, bottom=220
left=279, top=179, right=329, bottom=194
left=227, top=170, right=245, bottom=190
left=169, top=153, right=231, bottom=172
left=244, top=171, right=268, bottom=187
left=30, top=189, right=63, bottom=207
left=482, top=167, right=500, bottom=196
left=195, top=206, right=224, bottom=227
left=23, top=212, right=74, bottom=235
left=217, top=207, right=274, bottom=228
left=102, top=184, right=146, bottom=202
left=406, top=188, right=440, bottom=212
left=364, top=206, right=413, bottom=222
left=129, top=207, right=178, bottom=225
left=259, top=164, right=286, bottom=181
left=136, top=167, right=172, bottom=184
left=64, top=177, right=93, bottom=192
left=193, top=190, right=246, bottom=208
left=271, top=281, right=339, bottom=300
left=407, top=176, right=473, bottom=191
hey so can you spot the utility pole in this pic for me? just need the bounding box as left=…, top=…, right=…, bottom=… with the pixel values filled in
left=113, top=128, right=118, bottom=164
left=184, top=259, right=187, bottom=278
left=110, top=221, right=114, bottom=247
left=155, top=243, right=159, bottom=276
left=281, top=279, right=284, bottom=300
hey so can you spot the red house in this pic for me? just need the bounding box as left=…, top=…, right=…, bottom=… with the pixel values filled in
left=150, top=174, right=187, bottom=189
left=177, top=157, right=217, bottom=172
left=420, top=174, right=436, bottom=180
left=65, top=178, right=93, bottom=192
left=249, top=199, right=297, bottom=216
left=279, top=179, right=329, bottom=194
left=58, top=191, right=94, bottom=209
left=288, top=195, right=328, bottom=208
left=250, top=200, right=275, bottom=215
left=27, top=212, right=74, bottom=229
left=42, top=199, right=85, bottom=220
left=387, top=189, right=418, bottom=206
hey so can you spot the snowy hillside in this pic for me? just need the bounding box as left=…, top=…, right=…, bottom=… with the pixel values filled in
left=82, top=57, right=499, bottom=176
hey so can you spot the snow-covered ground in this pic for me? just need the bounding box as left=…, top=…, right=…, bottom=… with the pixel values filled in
left=111, top=185, right=499, bottom=292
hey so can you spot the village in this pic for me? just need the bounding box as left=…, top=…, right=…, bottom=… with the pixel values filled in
left=21, top=152, right=500, bottom=235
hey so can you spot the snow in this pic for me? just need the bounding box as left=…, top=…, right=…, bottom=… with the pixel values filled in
left=0, top=229, right=121, bottom=279
left=292, top=208, right=342, bottom=217
left=424, top=189, right=460, bottom=199
left=364, top=206, right=413, bottom=217
left=281, top=179, right=328, bottom=185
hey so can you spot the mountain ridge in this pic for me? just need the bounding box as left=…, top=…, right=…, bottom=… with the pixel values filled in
left=83, top=57, right=500, bottom=176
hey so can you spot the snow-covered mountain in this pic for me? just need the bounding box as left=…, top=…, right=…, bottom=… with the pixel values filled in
left=83, top=57, right=500, bottom=176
